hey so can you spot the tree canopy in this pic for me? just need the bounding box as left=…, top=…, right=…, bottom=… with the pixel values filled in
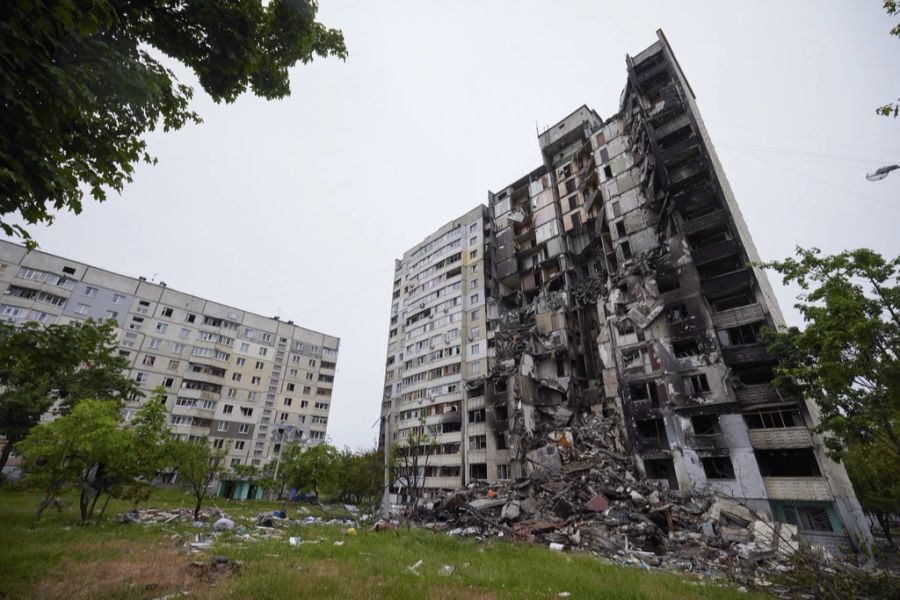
left=0, top=1, right=346, bottom=245
left=0, top=319, right=138, bottom=472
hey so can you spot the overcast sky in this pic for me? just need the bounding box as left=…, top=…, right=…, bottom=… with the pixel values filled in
left=16, top=1, right=900, bottom=449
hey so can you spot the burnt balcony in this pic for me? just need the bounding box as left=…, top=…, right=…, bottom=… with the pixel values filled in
left=491, top=418, right=509, bottom=437
left=652, top=112, right=691, bottom=141
left=660, top=137, right=701, bottom=167
left=667, top=156, right=707, bottom=190
left=735, top=384, right=782, bottom=406
left=683, top=209, right=729, bottom=236
left=700, top=268, right=752, bottom=297
left=690, top=239, right=741, bottom=266
left=672, top=182, right=718, bottom=214
left=711, top=303, right=765, bottom=329
left=722, top=342, right=773, bottom=366
left=686, top=433, right=726, bottom=450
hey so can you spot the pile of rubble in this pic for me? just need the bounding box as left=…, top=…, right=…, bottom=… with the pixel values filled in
left=115, top=507, right=225, bottom=525
left=415, top=413, right=802, bottom=580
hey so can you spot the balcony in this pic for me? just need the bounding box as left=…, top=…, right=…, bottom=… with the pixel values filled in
left=763, top=477, right=832, bottom=502
left=749, top=427, right=813, bottom=450
left=686, top=433, right=726, bottom=450
left=683, top=209, right=728, bottom=236
left=635, top=59, right=669, bottom=87
left=672, top=183, right=717, bottom=214
left=660, top=138, right=700, bottom=167
left=667, top=156, right=707, bottom=190
left=424, top=476, right=462, bottom=490
left=652, top=112, right=691, bottom=141
left=712, top=303, right=765, bottom=329
left=722, top=343, right=773, bottom=366
left=735, top=384, right=781, bottom=406
left=700, top=268, right=753, bottom=297
left=690, top=239, right=740, bottom=266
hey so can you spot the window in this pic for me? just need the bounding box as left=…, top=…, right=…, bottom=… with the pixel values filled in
left=251, top=376, right=261, bottom=385
left=106, top=310, right=118, bottom=320
left=148, top=338, right=162, bottom=350
left=249, top=391, right=258, bottom=401
left=236, top=357, right=246, bottom=366
left=163, top=377, right=174, bottom=388
left=286, top=383, right=295, bottom=392
left=217, top=421, right=230, bottom=432
left=168, top=360, right=180, bottom=370
left=161, top=307, right=173, bottom=317
left=470, top=361, right=481, bottom=373
left=701, top=456, right=735, bottom=479
left=470, top=264, right=477, bottom=274
left=156, top=322, right=168, bottom=333
left=227, top=389, right=237, bottom=398
left=468, top=409, right=485, bottom=423
left=308, top=358, right=316, bottom=367
left=776, top=502, right=835, bottom=532
left=620, top=241, right=632, bottom=259
left=469, top=343, right=480, bottom=356
left=470, top=309, right=479, bottom=321
left=470, top=293, right=479, bottom=304
left=497, top=464, right=511, bottom=480
left=470, top=236, right=477, bottom=246
left=283, top=397, right=292, bottom=406
left=756, top=449, right=821, bottom=477
left=234, top=441, right=245, bottom=451
left=314, top=401, right=329, bottom=410
left=691, top=414, right=721, bottom=436
left=240, top=407, right=253, bottom=417
left=469, top=249, right=477, bottom=259
left=173, top=343, right=185, bottom=354
left=306, top=372, right=314, bottom=380
left=136, top=372, right=149, bottom=384
left=232, top=373, right=242, bottom=382
left=682, top=373, right=710, bottom=396
left=112, top=294, right=125, bottom=304
left=142, top=355, right=156, bottom=366
left=259, top=347, right=268, bottom=357
left=255, top=361, right=264, bottom=369
left=301, top=400, right=309, bottom=408
left=629, top=381, right=659, bottom=404
left=223, top=404, right=234, bottom=414
left=84, top=286, right=97, bottom=298
left=238, top=423, right=250, bottom=434
left=470, top=326, right=480, bottom=338
left=290, top=368, right=298, bottom=377
left=186, top=313, right=196, bottom=323
left=744, top=409, right=804, bottom=430
left=303, top=386, right=311, bottom=395
left=240, top=342, right=250, bottom=352
left=468, top=435, right=487, bottom=449
left=212, top=439, right=224, bottom=449
left=76, top=303, right=90, bottom=315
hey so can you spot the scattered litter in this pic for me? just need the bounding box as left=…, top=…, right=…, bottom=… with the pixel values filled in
left=289, top=537, right=301, bottom=546
left=213, top=518, right=235, bottom=531
left=407, top=559, right=424, bottom=576
left=334, top=541, right=345, bottom=546
left=439, top=564, right=456, bottom=576
left=549, top=543, right=565, bottom=552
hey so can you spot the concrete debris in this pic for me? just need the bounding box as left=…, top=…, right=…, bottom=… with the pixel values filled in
left=439, top=564, right=456, bottom=576
left=212, top=518, right=235, bottom=531
left=411, top=412, right=807, bottom=581
left=115, top=507, right=223, bottom=525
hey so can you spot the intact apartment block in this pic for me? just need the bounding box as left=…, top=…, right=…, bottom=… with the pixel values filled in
left=0, top=241, right=339, bottom=498
left=380, top=31, right=869, bottom=552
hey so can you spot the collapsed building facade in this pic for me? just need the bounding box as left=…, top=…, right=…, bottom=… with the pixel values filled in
left=380, top=31, right=869, bottom=552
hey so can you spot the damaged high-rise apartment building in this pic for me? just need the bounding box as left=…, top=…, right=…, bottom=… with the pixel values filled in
left=380, top=30, right=869, bottom=551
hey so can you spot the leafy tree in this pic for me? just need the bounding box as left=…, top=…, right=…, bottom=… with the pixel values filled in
left=762, top=248, right=900, bottom=460
left=258, top=456, right=291, bottom=500
left=169, top=438, right=227, bottom=521
left=843, top=438, right=900, bottom=546
left=877, top=1, right=900, bottom=117
left=0, top=319, right=138, bottom=472
left=389, top=420, right=438, bottom=520
left=0, top=1, right=346, bottom=245
left=285, top=442, right=338, bottom=499
left=18, top=400, right=127, bottom=521
left=18, top=394, right=172, bottom=522
left=334, top=447, right=384, bottom=507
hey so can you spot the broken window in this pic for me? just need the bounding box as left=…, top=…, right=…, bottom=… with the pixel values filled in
left=616, top=221, right=627, bottom=238
left=774, top=502, right=835, bottom=532
left=469, top=463, right=487, bottom=480
left=622, top=348, right=644, bottom=368
left=732, top=365, right=774, bottom=386
left=667, top=304, right=689, bottom=323
left=603, top=165, right=613, bottom=179
left=682, top=373, right=710, bottom=396
left=711, top=292, right=755, bottom=312
left=620, top=240, right=632, bottom=259
left=656, top=269, right=680, bottom=293
left=672, top=338, right=701, bottom=357
left=743, top=408, right=804, bottom=429
left=468, top=409, right=485, bottom=423
left=697, top=256, right=743, bottom=280
left=497, top=464, right=511, bottom=479
left=643, top=458, right=677, bottom=487
left=718, top=322, right=763, bottom=346
left=496, top=433, right=508, bottom=450
left=629, top=381, right=659, bottom=404
left=701, top=456, right=735, bottom=479
left=691, top=414, right=721, bottom=436
left=756, top=449, right=821, bottom=477
left=635, top=418, right=666, bottom=443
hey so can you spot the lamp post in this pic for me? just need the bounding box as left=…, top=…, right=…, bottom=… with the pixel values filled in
left=866, top=164, right=900, bottom=181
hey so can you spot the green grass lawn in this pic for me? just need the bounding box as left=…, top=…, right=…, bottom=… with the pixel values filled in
left=0, top=487, right=756, bottom=599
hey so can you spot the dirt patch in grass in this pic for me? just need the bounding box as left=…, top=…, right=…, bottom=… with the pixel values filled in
left=32, top=544, right=236, bottom=600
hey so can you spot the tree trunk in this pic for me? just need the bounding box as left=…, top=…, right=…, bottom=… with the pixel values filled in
left=0, top=439, right=13, bottom=473
left=194, top=495, right=203, bottom=521
left=35, top=494, right=54, bottom=521
left=98, top=494, right=112, bottom=521
left=88, top=490, right=102, bottom=520
left=876, top=512, right=895, bottom=547
left=79, top=488, right=90, bottom=522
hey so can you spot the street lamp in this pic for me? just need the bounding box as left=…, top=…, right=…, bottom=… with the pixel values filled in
left=866, top=164, right=900, bottom=181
